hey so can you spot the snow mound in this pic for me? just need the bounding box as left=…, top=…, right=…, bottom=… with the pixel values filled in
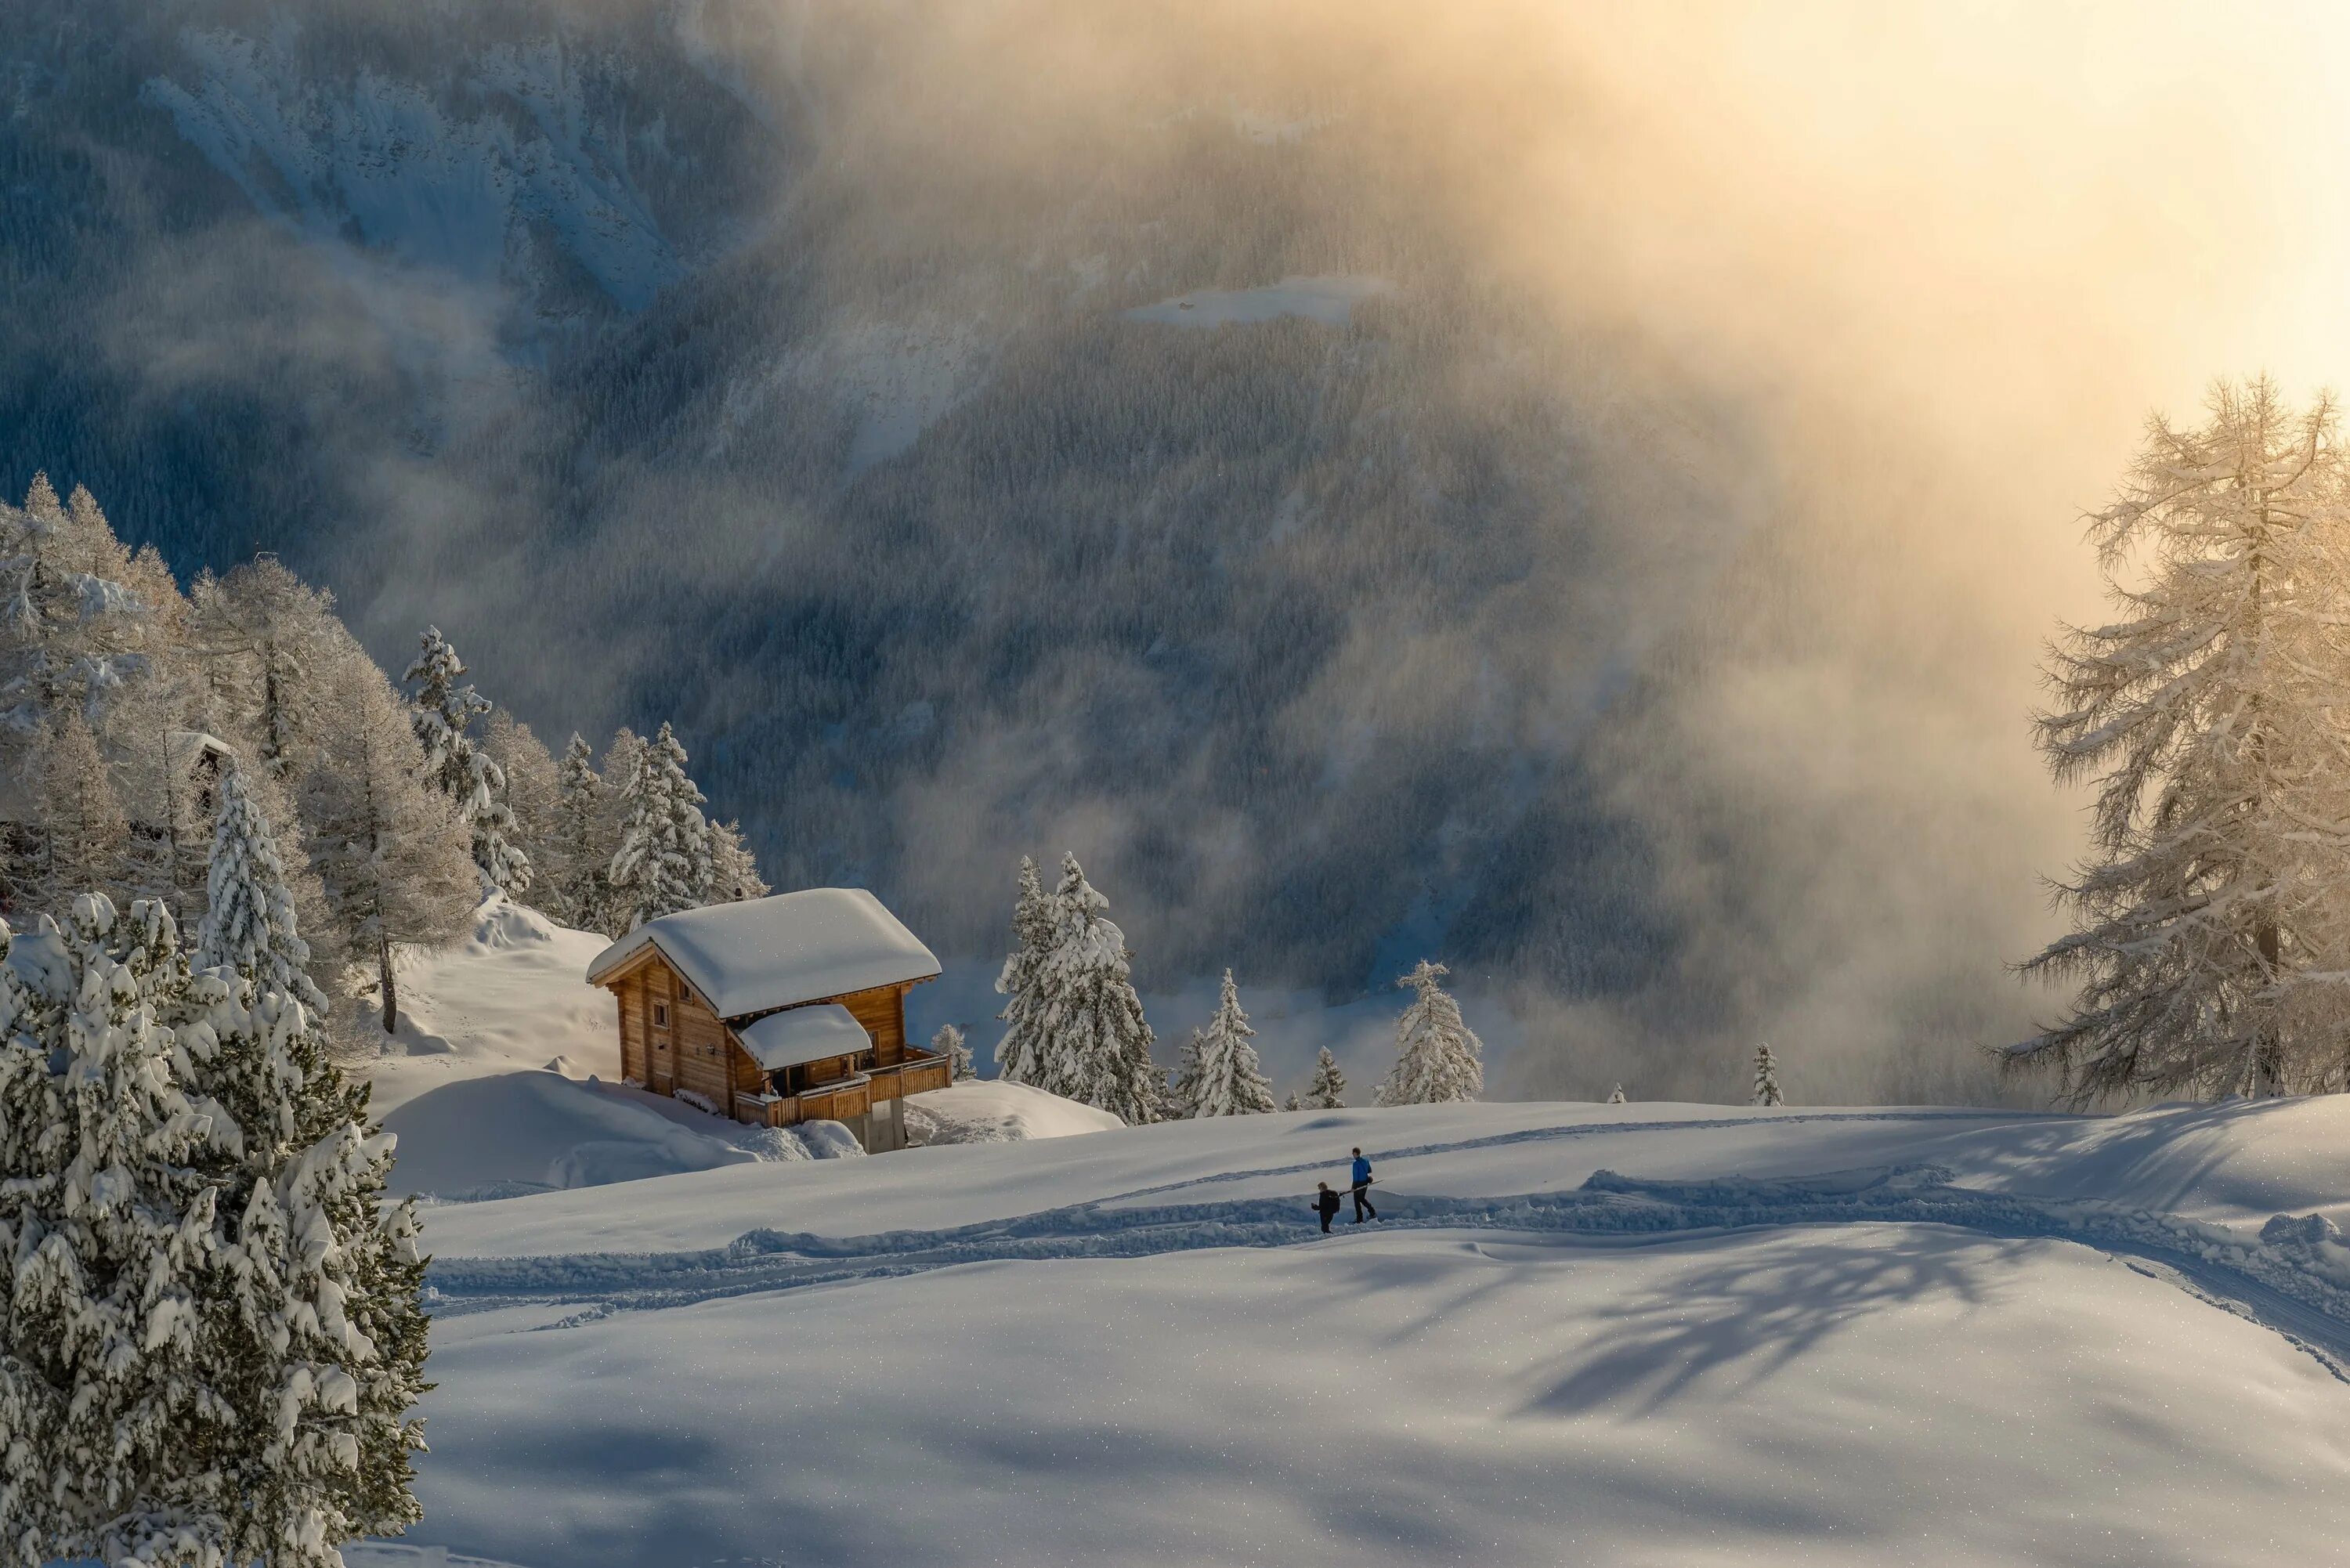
left=1124, top=274, right=1394, bottom=327
left=903, top=1078, right=1125, bottom=1145
left=385, top=1070, right=761, bottom=1200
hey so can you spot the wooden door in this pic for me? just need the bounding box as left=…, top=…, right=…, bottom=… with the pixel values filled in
left=648, top=975, right=676, bottom=1094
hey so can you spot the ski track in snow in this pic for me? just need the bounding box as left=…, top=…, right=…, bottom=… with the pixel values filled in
left=426, top=1111, right=2350, bottom=1376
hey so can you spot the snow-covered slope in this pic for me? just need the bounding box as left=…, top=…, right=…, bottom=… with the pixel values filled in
left=367, top=900, right=1114, bottom=1199
left=386, top=1095, right=2350, bottom=1567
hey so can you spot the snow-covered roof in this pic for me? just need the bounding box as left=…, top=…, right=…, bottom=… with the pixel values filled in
left=585, top=888, right=940, bottom=1019
left=736, top=1004, right=872, bottom=1071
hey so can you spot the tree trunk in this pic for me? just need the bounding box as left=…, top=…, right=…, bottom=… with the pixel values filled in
left=378, top=927, right=398, bottom=1035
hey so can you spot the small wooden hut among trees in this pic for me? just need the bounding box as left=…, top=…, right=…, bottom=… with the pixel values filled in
left=587, top=887, right=947, bottom=1151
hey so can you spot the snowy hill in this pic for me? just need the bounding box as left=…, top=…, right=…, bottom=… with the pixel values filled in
left=367, top=900, right=1116, bottom=1199
left=377, top=1094, right=2350, bottom=1567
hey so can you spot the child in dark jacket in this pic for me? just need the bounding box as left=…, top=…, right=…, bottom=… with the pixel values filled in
left=1313, top=1182, right=1343, bottom=1233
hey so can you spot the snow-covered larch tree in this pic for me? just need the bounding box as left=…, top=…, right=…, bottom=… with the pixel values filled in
left=606, top=722, right=711, bottom=931
left=481, top=711, right=559, bottom=883
left=2012, top=379, right=2350, bottom=1100
left=1189, top=970, right=1274, bottom=1117
left=197, top=757, right=328, bottom=1013
left=998, top=854, right=1160, bottom=1122
left=35, top=710, right=128, bottom=918
left=1751, top=1042, right=1784, bottom=1107
left=190, top=556, right=345, bottom=783
left=1304, top=1045, right=1347, bottom=1109
left=300, top=659, right=479, bottom=1034
left=405, top=626, right=529, bottom=899
left=1376, top=959, right=1484, bottom=1106
left=1607, top=1082, right=1628, bottom=1105
left=933, top=1022, right=974, bottom=1082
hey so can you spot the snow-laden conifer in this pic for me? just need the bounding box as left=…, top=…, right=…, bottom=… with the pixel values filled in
left=1189, top=970, right=1274, bottom=1117
left=707, top=818, right=769, bottom=905
left=1375, top=959, right=1483, bottom=1106
left=932, top=1023, right=974, bottom=1081
left=1304, top=1046, right=1347, bottom=1110
left=2014, top=381, right=2350, bottom=1099
left=1607, top=1082, right=1628, bottom=1105
left=191, top=558, right=344, bottom=783
left=179, top=949, right=429, bottom=1564
left=1167, top=1028, right=1204, bottom=1118
left=1751, top=1042, right=1784, bottom=1107
left=996, top=854, right=1160, bottom=1122
left=992, top=856, right=1054, bottom=1086
left=0, top=896, right=233, bottom=1567
left=545, top=734, right=609, bottom=931
left=1283, top=1091, right=1301, bottom=1111
left=606, top=722, right=711, bottom=931
left=196, top=759, right=328, bottom=1014
left=405, top=626, right=529, bottom=898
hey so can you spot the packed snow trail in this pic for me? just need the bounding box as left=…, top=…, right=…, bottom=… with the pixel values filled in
left=425, top=1162, right=2350, bottom=1372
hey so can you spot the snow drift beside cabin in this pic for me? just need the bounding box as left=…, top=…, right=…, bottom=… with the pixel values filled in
left=361, top=897, right=1105, bottom=1196
left=584, top=887, right=939, bottom=1017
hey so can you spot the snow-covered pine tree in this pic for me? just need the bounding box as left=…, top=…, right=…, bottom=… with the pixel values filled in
left=1751, top=1042, right=1784, bottom=1107
left=179, top=940, right=429, bottom=1563
left=1375, top=959, right=1484, bottom=1106
left=606, top=722, right=711, bottom=931
left=707, top=818, right=769, bottom=905
left=1283, top=1091, right=1301, bottom=1111
left=1607, top=1083, right=1628, bottom=1105
left=1304, top=1045, right=1347, bottom=1109
left=0, top=895, right=233, bottom=1566
left=301, top=659, right=479, bottom=1035
left=992, top=855, right=1054, bottom=1086
left=1000, top=854, right=1161, bottom=1122
left=405, top=626, right=529, bottom=899
left=1190, top=970, right=1274, bottom=1117
left=197, top=757, right=328, bottom=1014
left=544, top=732, right=610, bottom=930
left=36, top=710, right=128, bottom=919
left=1167, top=1028, right=1205, bottom=1118
left=932, top=1022, right=974, bottom=1082
left=2014, top=381, right=2350, bottom=1100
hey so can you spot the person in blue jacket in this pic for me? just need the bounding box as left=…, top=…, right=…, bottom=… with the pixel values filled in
left=1349, top=1147, right=1377, bottom=1223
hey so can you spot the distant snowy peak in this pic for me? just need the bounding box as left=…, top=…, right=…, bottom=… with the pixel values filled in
left=142, top=27, right=687, bottom=318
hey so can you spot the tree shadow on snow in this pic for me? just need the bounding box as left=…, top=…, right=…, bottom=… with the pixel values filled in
left=1513, top=1228, right=2023, bottom=1419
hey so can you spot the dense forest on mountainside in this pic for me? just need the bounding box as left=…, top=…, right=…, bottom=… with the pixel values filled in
left=0, top=0, right=2046, bottom=1101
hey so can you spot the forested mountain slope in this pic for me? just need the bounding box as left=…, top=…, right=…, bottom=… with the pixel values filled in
left=0, top=0, right=2063, bottom=1101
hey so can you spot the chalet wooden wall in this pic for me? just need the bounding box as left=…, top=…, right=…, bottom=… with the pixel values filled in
left=601, top=953, right=932, bottom=1126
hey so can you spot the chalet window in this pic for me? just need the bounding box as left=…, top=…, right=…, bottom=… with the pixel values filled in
left=652, top=1002, right=670, bottom=1029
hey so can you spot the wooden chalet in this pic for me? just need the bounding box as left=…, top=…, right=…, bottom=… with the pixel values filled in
left=585, top=888, right=948, bottom=1152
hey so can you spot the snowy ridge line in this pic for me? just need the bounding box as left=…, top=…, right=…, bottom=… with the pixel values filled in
left=424, top=1162, right=2350, bottom=1368
left=1093, top=1107, right=2059, bottom=1208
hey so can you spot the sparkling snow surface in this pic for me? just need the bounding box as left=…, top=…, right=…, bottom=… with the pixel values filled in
left=371, top=907, right=2350, bottom=1566
left=396, top=1097, right=2350, bottom=1568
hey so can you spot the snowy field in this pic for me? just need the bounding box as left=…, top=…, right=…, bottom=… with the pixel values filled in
left=358, top=912, right=2350, bottom=1566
